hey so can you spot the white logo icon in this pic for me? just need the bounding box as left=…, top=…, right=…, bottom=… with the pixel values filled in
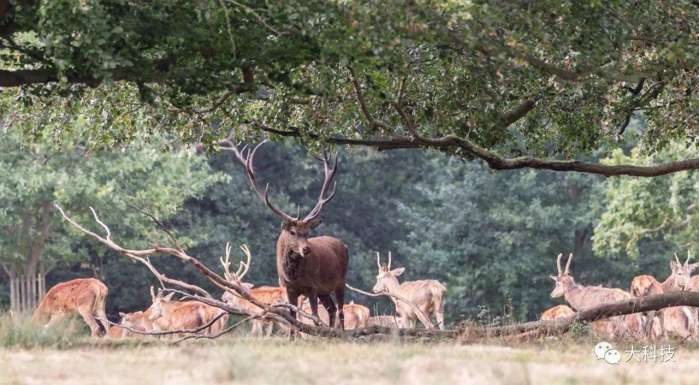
left=594, top=341, right=620, bottom=364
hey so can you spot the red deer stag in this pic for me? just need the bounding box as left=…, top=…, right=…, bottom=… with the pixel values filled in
left=373, top=252, right=447, bottom=330
left=220, top=243, right=289, bottom=336
left=630, top=253, right=698, bottom=339
left=32, top=278, right=109, bottom=337
left=229, top=141, right=349, bottom=329
left=549, top=253, right=642, bottom=339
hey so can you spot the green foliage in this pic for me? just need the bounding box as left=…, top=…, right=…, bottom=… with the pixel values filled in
left=594, top=142, right=699, bottom=258
left=0, top=313, right=85, bottom=348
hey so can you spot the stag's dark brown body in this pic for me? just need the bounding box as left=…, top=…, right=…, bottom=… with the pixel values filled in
left=277, top=234, right=349, bottom=327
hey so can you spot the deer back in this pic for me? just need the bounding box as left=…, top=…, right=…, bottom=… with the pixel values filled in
left=33, top=278, right=107, bottom=321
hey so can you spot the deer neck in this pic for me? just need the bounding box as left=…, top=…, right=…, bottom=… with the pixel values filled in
left=276, top=232, right=304, bottom=283
left=661, top=275, right=678, bottom=292
left=562, top=283, right=588, bottom=310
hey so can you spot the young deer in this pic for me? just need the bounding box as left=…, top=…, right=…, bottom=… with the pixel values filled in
left=372, top=252, right=446, bottom=330
left=229, top=141, right=349, bottom=329
left=32, top=278, right=109, bottom=337
left=540, top=304, right=575, bottom=321
left=220, top=243, right=288, bottom=336
left=146, top=287, right=227, bottom=336
left=549, top=253, right=640, bottom=339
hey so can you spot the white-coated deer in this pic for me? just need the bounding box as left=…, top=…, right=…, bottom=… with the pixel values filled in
left=220, top=243, right=289, bottom=336
left=372, top=252, right=446, bottom=330
left=32, top=278, right=109, bottom=337
left=549, top=253, right=642, bottom=339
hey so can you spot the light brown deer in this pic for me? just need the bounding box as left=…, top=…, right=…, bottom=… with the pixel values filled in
left=230, top=141, right=349, bottom=329
left=147, top=287, right=228, bottom=336
left=220, top=244, right=289, bottom=336
left=540, top=304, right=575, bottom=321
left=549, top=253, right=639, bottom=339
left=116, top=310, right=152, bottom=337
left=630, top=253, right=698, bottom=339
left=32, top=278, right=109, bottom=337
left=299, top=299, right=370, bottom=329
left=372, top=252, right=446, bottom=330
left=367, top=315, right=400, bottom=328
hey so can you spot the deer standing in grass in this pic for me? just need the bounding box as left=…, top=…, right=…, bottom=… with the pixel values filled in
left=630, top=253, right=698, bottom=339
left=32, top=278, right=109, bottom=337
left=549, top=253, right=642, bottom=339
left=372, top=252, right=446, bottom=330
left=220, top=243, right=289, bottom=336
left=229, top=141, right=349, bottom=329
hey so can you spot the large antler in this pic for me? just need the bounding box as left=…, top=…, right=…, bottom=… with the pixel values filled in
left=303, top=151, right=338, bottom=223
left=221, top=140, right=298, bottom=223
left=555, top=253, right=563, bottom=275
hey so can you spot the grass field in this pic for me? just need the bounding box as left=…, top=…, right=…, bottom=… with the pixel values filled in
left=2, top=336, right=698, bottom=385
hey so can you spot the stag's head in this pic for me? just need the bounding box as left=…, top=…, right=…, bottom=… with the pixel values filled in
left=372, top=252, right=404, bottom=293
left=669, top=252, right=698, bottom=291
left=226, top=141, right=338, bottom=259
left=146, top=286, right=175, bottom=321
left=550, top=253, right=576, bottom=298
left=219, top=243, right=254, bottom=304
left=118, top=311, right=146, bottom=330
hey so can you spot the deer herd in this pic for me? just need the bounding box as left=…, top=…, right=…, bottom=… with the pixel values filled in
left=28, top=141, right=446, bottom=338
left=24, top=141, right=698, bottom=341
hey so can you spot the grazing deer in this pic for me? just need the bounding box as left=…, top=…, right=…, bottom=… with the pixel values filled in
left=299, top=299, right=370, bottom=329
left=32, top=278, right=109, bottom=337
left=540, top=305, right=575, bottom=321
left=367, top=315, right=400, bottom=328
left=117, top=310, right=153, bottom=337
left=372, top=252, right=447, bottom=330
left=549, top=253, right=637, bottom=339
left=219, top=243, right=289, bottom=336
left=630, top=253, right=698, bottom=339
left=147, top=287, right=227, bottom=336
left=230, top=142, right=349, bottom=329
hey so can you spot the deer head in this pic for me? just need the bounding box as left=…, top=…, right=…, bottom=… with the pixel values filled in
left=373, top=252, right=404, bottom=293
left=669, top=251, right=698, bottom=291
left=550, top=253, right=576, bottom=298
left=220, top=243, right=254, bottom=304
left=228, top=141, right=338, bottom=259
left=147, top=286, right=175, bottom=321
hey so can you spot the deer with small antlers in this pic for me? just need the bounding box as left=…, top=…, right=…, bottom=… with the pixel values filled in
left=549, top=253, right=642, bottom=339
left=220, top=243, right=289, bottom=336
left=373, top=252, right=447, bottom=330
left=226, top=141, right=350, bottom=329
left=146, top=286, right=228, bottom=336
left=630, top=252, right=699, bottom=339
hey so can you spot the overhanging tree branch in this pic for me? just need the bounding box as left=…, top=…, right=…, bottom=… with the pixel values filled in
left=253, top=124, right=699, bottom=177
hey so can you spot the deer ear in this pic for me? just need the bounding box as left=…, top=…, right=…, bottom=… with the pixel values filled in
left=391, top=267, right=405, bottom=276
left=308, top=218, right=322, bottom=229
left=119, top=312, right=126, bottom=317
left=549, top=275, right=558, bottom=281
left=163, top=292, right=175, bottom=301
left=242, top=282, right=254, bottom=290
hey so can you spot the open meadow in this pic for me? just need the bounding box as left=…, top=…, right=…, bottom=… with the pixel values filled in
left=2, top=336, right=699, bottom=385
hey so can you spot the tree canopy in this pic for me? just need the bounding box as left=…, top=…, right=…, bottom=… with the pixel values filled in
left=1, top=1, right=698, bottom=176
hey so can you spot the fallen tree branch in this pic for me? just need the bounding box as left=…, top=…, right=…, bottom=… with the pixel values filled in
left=172, top=315, right=259, bottom=344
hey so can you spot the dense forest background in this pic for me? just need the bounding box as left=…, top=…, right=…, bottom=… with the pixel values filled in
left=1, top=126, right=687, bottom=325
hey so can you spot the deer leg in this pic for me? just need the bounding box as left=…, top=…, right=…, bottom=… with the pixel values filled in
left=77, top=307, right=102, bottom=337
left=44, top=312, right=66, bottom=330
left=318, top=295, right=336, bottom=328
left=286, top=289, right=301, bottom=338
left=308, top=292, right=321, bottom=326
left=334, top=287, right=345, bottom=330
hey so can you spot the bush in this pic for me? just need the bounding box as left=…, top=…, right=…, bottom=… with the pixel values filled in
left=0, top=312, right=87, bottom=348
